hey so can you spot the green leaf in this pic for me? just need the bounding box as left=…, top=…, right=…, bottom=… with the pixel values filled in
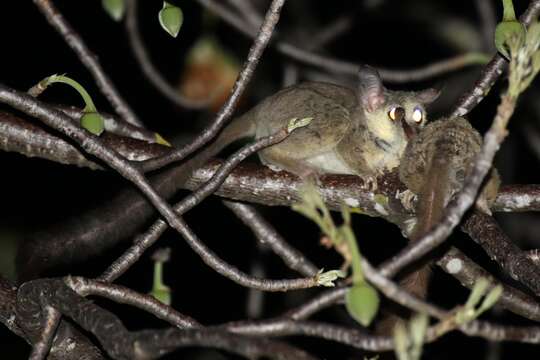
left=526, top=22, right=540, bottom=46
left=159, top=2, right=183, bottom=38
left=151, top=287, right=172, bottom=305
left=393, top=321, right=409, bottom=360
left=465, top=277, right=489, bottom=310
left=316, top=269, right=346, bottom=287
left=501, top=0, right=517, bottom=22
left=409, top=313, right=428, bottom=360
left=477, top=285, right=503, bottom=315
left=102, top=0, right=125, bottom=21
left=287, top=117, right=313, bottom=133
left=345, top=283, right=380, bottom=326
left=80, top=112, right=105, bottom=136
left=154, top=132, right=172, bottom=146
left=150, top=248, right=172, bottom=305
left=494, top=21, right=526, bottom=60
left=532, top=51, right=540, bottom=73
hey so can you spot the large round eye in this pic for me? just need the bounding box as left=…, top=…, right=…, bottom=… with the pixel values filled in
left=388, top=106, right=405, bottom=121
left=412, top=106, right=423, bottom=123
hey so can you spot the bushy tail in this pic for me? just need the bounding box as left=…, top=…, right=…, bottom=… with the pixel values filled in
left=376, top=149, right=451, bottom=335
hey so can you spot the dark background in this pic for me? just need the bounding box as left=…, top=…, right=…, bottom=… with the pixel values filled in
left=1, top=0, right=539, bottom=358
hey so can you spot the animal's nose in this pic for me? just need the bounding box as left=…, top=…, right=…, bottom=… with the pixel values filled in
left=401, top=120, right=416, bottom=140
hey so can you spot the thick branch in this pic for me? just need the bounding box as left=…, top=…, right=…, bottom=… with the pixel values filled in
left=2, top=111, right=538, bottom=215
left=462, top=212, right=540, bottom=297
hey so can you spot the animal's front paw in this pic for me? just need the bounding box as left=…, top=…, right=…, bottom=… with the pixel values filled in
left=397, top=189, right=417, bottom=211
left=266, top=164, right=285, bottom=173
left=360, top=175, right=378, bottom=192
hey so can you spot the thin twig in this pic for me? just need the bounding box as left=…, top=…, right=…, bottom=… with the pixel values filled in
left=0, top=86, right=185, bottom=235
left=228, top=0, right=263, bottom=28
left=360, top=258, right=540, bottom=344
left=198, top=0, right=488, bottom=83
left=56, top=105, right=157, bottom=143
left=474, top=0, right=497, bottom=53
left=223, top=201, right=319, bottom=277
left=138, top=0, right=286, bottom=172
left=225, top=319, right=394, bottom=351
left=437, top=247, right=540, bottom=322
left=379, top=94, right=517, bottom=278
left=283, top=243, right=540, bottom=324
left=33, top=0, right=143, bottom=127
left=362, top=258, right=445, bottom=318
left=66, top=277, right=200, bottom=328
left=99, top=127, right=324, bottom=292
left=285, top=287, right=347, bottom=320
left=1, top=88, right=323, bottom=296
left=451, top=0, right=540, bottom=117
left=125, top=0, right=211, bottom=109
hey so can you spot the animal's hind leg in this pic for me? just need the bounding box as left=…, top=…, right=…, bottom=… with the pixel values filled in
left=258, top=150, right=319, bottom=181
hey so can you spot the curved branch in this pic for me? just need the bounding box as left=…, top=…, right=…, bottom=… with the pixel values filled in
left=125, top=0, right=211, bottom=109
left=56, top=105, right=157, bottom=143
left=223, top=200, right=319, bottom=277
left=0, top=111, right=168, bottom=170
left=198, top=0, right=488, bottom=82
left=462, top=212, right=540, bottom=297
left=450, top=0, right=540, bottom=117
left=437, top=247, right=540, bottom=322
left=33, top=0, right=143, bottom=127
left=3, top=110, right=540, bottom=216
left=138, top=0, right=287, bottom=172
left=100, top=129, right=325, bottom=292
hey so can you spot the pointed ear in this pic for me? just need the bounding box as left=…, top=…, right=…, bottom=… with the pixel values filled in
left=416, top=87, right=441, bottom=104
left=357, top=65, right=385, bottom=113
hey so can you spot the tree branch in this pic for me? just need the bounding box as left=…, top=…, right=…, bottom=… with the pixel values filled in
left=138, top=0, right=287, bottom=172
left=198, top=0, right=489, bottom=82
left=124, top=0, right=211, bottom=109
left=451, top=0, right=540, bottom=117
left=462, top=211, right=540, bottom=297
left=33, top=0, right=143, bottom=127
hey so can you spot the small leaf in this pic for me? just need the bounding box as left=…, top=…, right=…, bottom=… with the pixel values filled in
left=154, top=133, right=172, bottom=146
left=373, top=194, right=388, bottom=206
left=494, top=20, right=526, bottom=60
left=465, top=277, right=489, bottom=309
left=287, top=117, right=313, bottom=133
left=393, top=321, right=409, bottom=360
left=501, top=0, right=517, bottom=22
left=316, top=269, right=346, bottom=287
left=409, top=314, right=429, bottom=352
left=345, top=283, right=380, bottom=326
left=526, top=22, right=540, bottom=46
left=80, top=112, right=105, bottom=136
left=159, top=2, right=183, bottom=38
left=532, top=51, right=540, bottom=73
left=477, top=285, right=503, bottom=314
left=102, top=0, right=125, bottom=21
